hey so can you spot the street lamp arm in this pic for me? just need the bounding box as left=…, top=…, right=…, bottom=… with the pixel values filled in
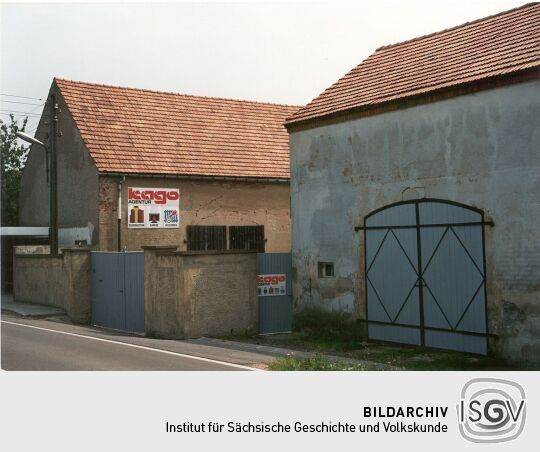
left=15, top=93, right=59, bottom=255
left=16, top=131, right=46, bottom=148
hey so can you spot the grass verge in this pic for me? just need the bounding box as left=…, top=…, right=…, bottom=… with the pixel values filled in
left=221, top=308, right=521, bottom=370
left=268, top=353, right=367, bottom=371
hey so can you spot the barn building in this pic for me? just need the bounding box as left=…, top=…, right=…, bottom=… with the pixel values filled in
left=20, top=79, right=298, bottom=253
left=285, top=3, right=540, bottom=364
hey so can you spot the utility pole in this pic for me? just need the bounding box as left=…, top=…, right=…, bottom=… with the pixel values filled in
left=50, top=93, right=59, bottom=255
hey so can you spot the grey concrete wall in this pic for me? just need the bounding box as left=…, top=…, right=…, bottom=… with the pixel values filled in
left=14, top=255, right=67, bottom=309
left=182, top=252, right=257, bottom=337
left=289, top=79, right=540, bottom=365
left=63, top=249, right=92, bottom=323
left=19, top=82, right=99, bottom=245
left=144, top=247, right=257, bottom=339
left=13, top=248, right=91, bottom=323
left=144, top=246, right=185, bottom=338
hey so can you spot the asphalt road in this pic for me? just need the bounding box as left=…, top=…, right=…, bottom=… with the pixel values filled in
left=1, top=317, right=254, bottom=371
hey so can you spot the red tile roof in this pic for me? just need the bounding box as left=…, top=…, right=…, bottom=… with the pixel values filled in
left=286, top=2, right=540, bottom=126
left=55, top=79, right=299, bottom=179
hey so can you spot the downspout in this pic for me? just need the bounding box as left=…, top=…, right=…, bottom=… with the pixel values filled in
left=117, top=176, right=125, bottom=251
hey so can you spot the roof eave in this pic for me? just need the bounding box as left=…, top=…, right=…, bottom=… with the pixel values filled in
left=285, top=66, right=540, bottom=133
left=97, top=171, right=290, bottom=183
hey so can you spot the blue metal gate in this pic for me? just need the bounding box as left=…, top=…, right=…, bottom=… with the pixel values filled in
left=257, top=253, right=292, bottom=334
left=91, top=251, right=144, bottom=333
left=364, top=200, right=488, bottom=355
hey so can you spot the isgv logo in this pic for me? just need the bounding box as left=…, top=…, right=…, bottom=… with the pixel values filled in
left=457, top=378, right=526, bottom=443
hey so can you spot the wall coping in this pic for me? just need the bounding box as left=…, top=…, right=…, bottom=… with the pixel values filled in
left=61, top=247, right=92, bottom=253
left=141, top=245, right=179, bottom=250
left=142, top=246, right=258, bottom=257
left=14, top=253, right=63, bottom=260
left=175, top=250, right=258, bottom=256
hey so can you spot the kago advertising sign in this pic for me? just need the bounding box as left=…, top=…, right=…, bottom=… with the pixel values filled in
left=257, top=274, right=286, bottom=296
left=127, top=187, right=180, bottom=228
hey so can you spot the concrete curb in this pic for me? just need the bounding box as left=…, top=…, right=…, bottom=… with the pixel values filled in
left=1, top=298, right=66, bottom=318
left=190, top=337, right=402, bottom=371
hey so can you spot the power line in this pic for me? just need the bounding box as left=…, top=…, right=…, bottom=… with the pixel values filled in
left=0, top=100, right=45, bottom=106
left=0, top=93, right=44, bottom=101
left=0, top=108, right=43, bottom=114
left=20, top=102, right=46, bottom=116
left=0, top=116, right=42, bottom=121
left=0, top=98, right=48, bottom=125
left=0, top=102, right=46, bottom=119
left=0, top=109, right=46, bottom=117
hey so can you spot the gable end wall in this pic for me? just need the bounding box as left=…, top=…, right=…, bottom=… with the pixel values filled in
left=19, top=83, right=99, bottom=245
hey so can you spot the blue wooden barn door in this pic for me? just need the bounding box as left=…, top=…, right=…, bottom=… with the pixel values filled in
left=365, top=200, right=488, bottom=355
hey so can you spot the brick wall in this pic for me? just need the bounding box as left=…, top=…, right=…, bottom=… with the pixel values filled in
left=99, top=175, right=291, bottom=252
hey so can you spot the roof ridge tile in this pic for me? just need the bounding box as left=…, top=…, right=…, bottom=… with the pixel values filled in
left=286, top=2, right=540, bottom=125
left=54, top=77, right=301, bottom=109
left=376, top=2, right=539, bottom=51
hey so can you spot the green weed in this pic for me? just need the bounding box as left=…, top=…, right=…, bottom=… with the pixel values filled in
left=268, top=353, right=366, bottom=371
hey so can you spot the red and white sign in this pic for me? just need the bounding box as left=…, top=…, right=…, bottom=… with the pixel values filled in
left=127, top=187, right=180, bottom=228
left=257, top=274, right=286, bottom=296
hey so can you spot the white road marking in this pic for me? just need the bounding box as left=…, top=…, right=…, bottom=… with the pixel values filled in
left=1, top=320, right=260, bottom=371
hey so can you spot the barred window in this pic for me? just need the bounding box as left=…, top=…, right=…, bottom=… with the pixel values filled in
left=186, top=225, right=227, bottom=251
left=229, top=225, right=265, bottom=252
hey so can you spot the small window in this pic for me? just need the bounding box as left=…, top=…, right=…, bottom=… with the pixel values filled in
left=229, top=225, right=265, bottom=252
left=186, top=225, right=226, bottom=251
left=318, top=262, right=334, bottom=278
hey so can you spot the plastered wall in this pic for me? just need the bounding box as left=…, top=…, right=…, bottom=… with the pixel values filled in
left=289, top=79, right=540, bottom=365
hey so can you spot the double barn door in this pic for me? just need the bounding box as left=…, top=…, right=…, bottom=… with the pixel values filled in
left=365, top=200, right=488, bottom=355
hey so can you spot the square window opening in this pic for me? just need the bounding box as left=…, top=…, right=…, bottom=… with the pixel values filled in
left=318, top=262, right=334, bottom=278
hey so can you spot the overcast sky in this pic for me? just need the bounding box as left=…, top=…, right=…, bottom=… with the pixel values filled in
left=0, top=0, right=526, bottom=133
